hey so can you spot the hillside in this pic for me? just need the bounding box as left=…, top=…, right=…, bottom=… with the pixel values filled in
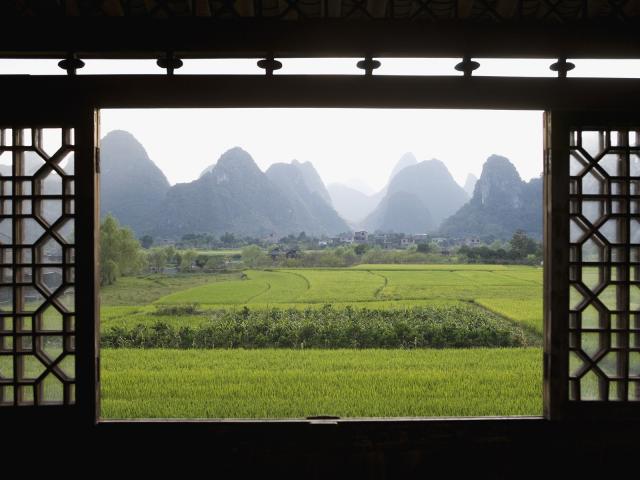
left=363, top=159, right=469, bottom=233
left=266, top=161, right=349, bottom=234
left=439, top=154, right=542, bottom=240
left=155, top=147, right=301, bottom=237
left=100, top=130, right=171, bottom=235
left=362, top=191, right=434, bottom=233
left=153, top=147, right=349, bottom=238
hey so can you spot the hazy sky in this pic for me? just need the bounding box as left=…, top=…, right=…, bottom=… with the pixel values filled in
left=101, top=108, right=543, bottom=191
left=2, top=57, right=638, bottom=192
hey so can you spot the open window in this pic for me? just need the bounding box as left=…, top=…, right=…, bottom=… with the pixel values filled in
left=96, top=107, right=544, bottom=419
left=0, top=75, right=638, bottom=428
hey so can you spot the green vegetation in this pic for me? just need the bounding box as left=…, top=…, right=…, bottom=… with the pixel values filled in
left=100, top=264, right=543, bottom=419
left=100, top=215, right=146, bottom=285
left=102, top=304, right=539, bottom=349
left=100, top=273, right=242, bottom=306
left=101, top=348, right=542, bottom=418
left=143, top=266, right=542, bottom=309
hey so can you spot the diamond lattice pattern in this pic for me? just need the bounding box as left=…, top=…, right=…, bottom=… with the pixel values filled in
left=569, top=129, right=640, bottom=401
left=0, top=128, right=75, bottom=406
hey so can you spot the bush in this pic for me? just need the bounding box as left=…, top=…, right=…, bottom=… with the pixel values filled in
left=152, top=304, right=201, bottom=316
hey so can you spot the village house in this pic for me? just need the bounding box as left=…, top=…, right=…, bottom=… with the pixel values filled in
left=353, top=231, right=368, bottom=244
left=465, top=237, right=482, bottom=247
left=400, top=237, right=415, bottom=248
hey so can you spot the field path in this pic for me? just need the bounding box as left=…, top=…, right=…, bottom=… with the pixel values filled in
left=282, top=270, right=311, bottom=291
left=292, top=269, right=385, bottom=303
left=368, top=270, right=389, bottom=299
left=246, top=281, right=271, bottom=303
left=247, top=270, right=309, bottom=304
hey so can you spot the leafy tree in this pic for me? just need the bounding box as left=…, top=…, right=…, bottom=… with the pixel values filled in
left=99, top=215, right=144, bottom=285
left=148, top=247, right=168, bottom=273
left=164, top=245, right=176, bottom=265
left=203, top=255, right=226, bottom=272
left=242, top=245, right=266, bottom=268
left=417, top=243, right=433, bottom=254
left=354, top=244, right=369, bottom=255
left=510, top=230, right=538, bottom=258
left=140, top=235, right=154, bottom=249
left=179, top=249, right=198, bottom=272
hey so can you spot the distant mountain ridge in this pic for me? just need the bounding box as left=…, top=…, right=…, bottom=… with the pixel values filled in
left=99, top=133, right=348, bottom=238
left=439, top=154, right=542, bottom=240
left=98, top=132, right=541, bottom=240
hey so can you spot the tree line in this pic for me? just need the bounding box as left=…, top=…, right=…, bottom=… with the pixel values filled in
left=100, top=215, right=542, bottom=286
left=100, top=215, right=229, bottom=285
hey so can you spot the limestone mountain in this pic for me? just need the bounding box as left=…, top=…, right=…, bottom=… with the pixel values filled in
left=463, top=173, right=478, bottom=197
left=265, top=161, right=349, bottom=235
left=153, top=147, right=348, bottom=238
left=155, top=147, right=295, bottom=237
left=328, top=152, right=419, bottom=224
left=390, top=152, right=418, bottom=180
left=198, top=162, right=216, bottom=178
left=362, top=191, right=433, bottom=234
left=291, top=159, right=333, bottom=206
left=439, top=154, right=542, bottom=240
left=99, top=130, right=171, bottom=235
left=363, top=159, right=469, bottom=233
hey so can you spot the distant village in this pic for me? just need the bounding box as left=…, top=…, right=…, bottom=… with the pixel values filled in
left=261, top=230, right=481, bottom=254
left=162, top=230, right=484, bottom=252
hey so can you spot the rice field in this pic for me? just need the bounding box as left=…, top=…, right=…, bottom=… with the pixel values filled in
left=150, top=265, right=542, bottom=309
left=101, top=348, right=542, bottom=419
left=100, top=264, right=544, bottom=419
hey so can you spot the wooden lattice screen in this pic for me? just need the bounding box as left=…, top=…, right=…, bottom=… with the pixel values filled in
left=0, top=128, right=76, bottom=406
left=568, top=129, right=640, bottom=402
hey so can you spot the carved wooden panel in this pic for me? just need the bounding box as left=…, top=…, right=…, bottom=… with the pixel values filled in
left=0, top=128, right=76, bottom=406
left=568, top=129, right=640, bottom=402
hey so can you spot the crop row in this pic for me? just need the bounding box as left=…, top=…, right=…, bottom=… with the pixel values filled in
left=101, top=304, right=540, bottom=349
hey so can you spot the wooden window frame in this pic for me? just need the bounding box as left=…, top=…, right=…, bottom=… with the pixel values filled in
left=0, top=74, right=639, bottom=443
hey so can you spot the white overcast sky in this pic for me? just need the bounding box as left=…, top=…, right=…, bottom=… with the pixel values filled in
left=100, top=108, right=543, bottom=191
left=2, top=58, right=639, bottom=191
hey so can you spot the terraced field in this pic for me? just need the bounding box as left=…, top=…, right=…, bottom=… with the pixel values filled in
left=100, top=264, right=544, bottom=419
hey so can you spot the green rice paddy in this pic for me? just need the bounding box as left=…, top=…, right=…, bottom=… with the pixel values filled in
left=100, top=264, right=543, bottom=419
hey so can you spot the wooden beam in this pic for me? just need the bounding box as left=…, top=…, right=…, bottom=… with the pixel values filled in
left=3, top=75, right=640, bottom=111
left=0, top=20, right=639, bottom=59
